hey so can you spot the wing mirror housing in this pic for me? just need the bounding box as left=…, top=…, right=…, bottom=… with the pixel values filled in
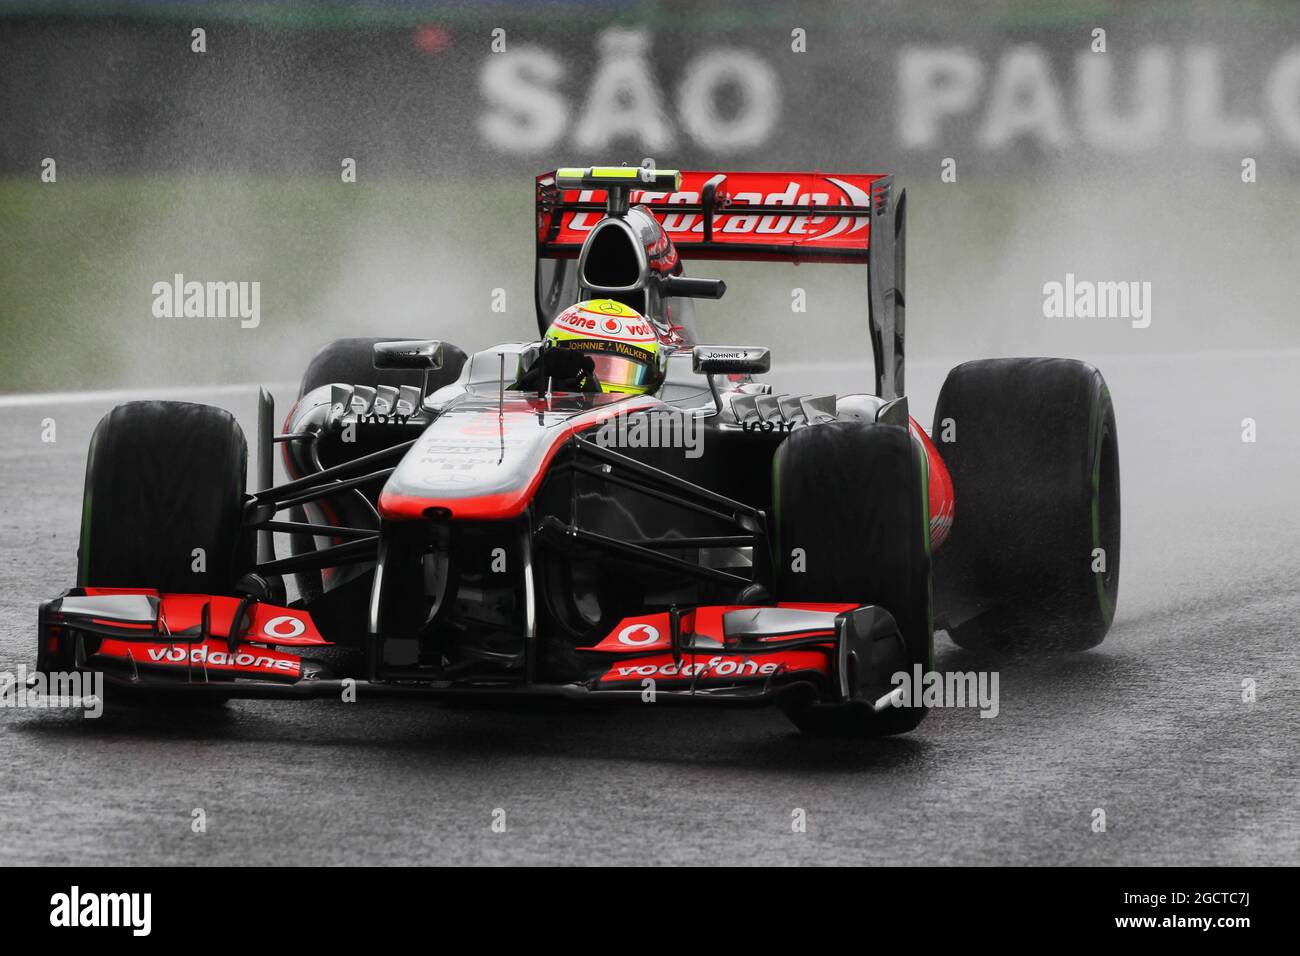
left=373, top=340, right=445, bottom=371
left=664, top=275, right=726, bottom=299
left=693, top=346, right=771, bottom=415
left=692, top=345, right=771, bottom=376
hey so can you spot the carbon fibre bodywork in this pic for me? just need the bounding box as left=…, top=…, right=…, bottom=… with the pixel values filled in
left=31, top=166, right=959, bottom=719
left=271, top=345, right=951, bottom=692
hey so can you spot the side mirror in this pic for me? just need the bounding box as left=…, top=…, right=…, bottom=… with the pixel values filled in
left=374, top=340, right=444, bottom=371
left=692, top=345, right=771, bottom=376
left=664, top=275, right=726, bottom=299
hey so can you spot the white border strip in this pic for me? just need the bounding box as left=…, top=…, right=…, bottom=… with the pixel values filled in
left=0, top=347, right=1295, bottom=409
left=0, top=382, right=298, bottom=409
left=777, top=348, right=1300, bottom=376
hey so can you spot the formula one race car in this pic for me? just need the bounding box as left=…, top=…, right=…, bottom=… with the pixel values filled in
left=33, top=165, right=1120, bottom=737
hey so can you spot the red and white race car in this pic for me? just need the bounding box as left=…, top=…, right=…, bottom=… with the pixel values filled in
left=34, top=165, right=1120, bottom=737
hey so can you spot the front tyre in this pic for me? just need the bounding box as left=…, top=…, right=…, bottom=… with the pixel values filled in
left=772, top=422, right=932, bottom=737
left=77, top=401, right=251, bottom=593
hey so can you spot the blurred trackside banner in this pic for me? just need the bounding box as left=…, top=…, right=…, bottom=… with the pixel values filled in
left=482, top=27, right=1300, bottom=166
left=892, top=44, right=1300, bottom=156
left=6, top=5, right=1300, bottom=174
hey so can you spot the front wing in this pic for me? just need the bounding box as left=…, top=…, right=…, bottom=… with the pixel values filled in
left=31, top=590, right=909, bottom=711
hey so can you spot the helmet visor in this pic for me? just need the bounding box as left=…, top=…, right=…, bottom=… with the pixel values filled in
left=590, top=353, right=653, bottom=390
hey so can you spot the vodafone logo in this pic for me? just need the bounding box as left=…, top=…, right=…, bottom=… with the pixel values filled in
left=263, top=615, right=306, bottom=640
left=602, top=317, right=621, bottom=333
left=618, top=623, right=661, bottom=646
left=558, top=313, right=598, bottom=331
left=611, top=657, right=781, bottom=680
left=144, top=646, right=299, bottom=674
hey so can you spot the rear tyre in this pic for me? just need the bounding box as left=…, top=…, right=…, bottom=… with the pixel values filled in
left=77, top=401, right=251, bottom=593
left=772, top=422, right=932, bottom=737
left=933, top=358, right=1120, bottom=653
left=298, top=336, right=467, bottom=397
left=291, top=337, right=468, bottom=597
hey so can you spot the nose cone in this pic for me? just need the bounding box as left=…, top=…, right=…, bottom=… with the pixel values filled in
left=378, top=391, right=656, bottom=521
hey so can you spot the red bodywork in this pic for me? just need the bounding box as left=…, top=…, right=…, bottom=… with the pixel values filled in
left=582, top=603, right=855, bottom=688
left=911, top=419, right=954, bottom=550
left=82, top=589, right=329, bottom=646
left=49, top=590, right=877, bottom=698
left=96, top=638, right=306, bottom=680
left=62, top=590, right=330, bottom=684
left=378, top=400, right=955, bottom=550
left=377, top=394, right=659, bottom=521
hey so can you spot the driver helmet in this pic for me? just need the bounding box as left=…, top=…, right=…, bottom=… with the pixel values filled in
left=544, top=299, right=661, bottom=396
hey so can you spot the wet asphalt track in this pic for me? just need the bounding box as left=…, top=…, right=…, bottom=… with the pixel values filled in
left=1, top=355, right=1298, bottom=866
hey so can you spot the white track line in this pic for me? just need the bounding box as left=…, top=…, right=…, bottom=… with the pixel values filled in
left=0, top=347, right=1294, bottom=409
left=777, top=348, right=1300, bottom=375
left=0, top=382, right=298, bottom=409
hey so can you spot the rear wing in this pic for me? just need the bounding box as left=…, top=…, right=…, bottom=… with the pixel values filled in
left=534, top=169, right=907, bottom=398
